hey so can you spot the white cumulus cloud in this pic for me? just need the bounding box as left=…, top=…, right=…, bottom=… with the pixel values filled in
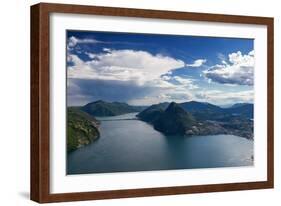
left=172, top=76, right=199, bottom=90
left=186, top=59, right=206, bottom=67
left=204, top=50, right=254, bottom=85
left=68, top=49, right=185, bottom=87
left=67, top=36, right=103, bottom=48
left=67, top=49, right=205, bottom=105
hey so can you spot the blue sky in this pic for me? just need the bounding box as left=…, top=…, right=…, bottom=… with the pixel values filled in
left=67, top=30, right=254, bottom=106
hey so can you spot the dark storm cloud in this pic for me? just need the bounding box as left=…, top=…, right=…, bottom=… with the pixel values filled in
left=67, top=79, right=155, bottom=106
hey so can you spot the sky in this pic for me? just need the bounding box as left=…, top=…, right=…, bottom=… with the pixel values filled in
left=66, top=30, right=254, bottom=106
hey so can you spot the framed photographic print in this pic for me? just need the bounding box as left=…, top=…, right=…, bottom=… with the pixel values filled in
left=31, top=3, right=274, bottom=203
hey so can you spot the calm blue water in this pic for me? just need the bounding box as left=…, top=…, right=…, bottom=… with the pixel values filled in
left=67, top=113, right=253, bottom=174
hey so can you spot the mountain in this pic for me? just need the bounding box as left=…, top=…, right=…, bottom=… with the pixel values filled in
left=225, top=103, right=253, bottom=118
left=137, top=101, right=253, bottom=139
left=153, top=102, right=196, bottom=135
left=178, top=101, right=225, bottom=121
left=81, top=100, right=144, bottom=116
left=137, top=102, right=169, bottom=123
left=138, top=101, right=253, bottom=121
left=178, top=101, right=253, bottom=121
left=67, top=108, right=100, bottom=152
left=230, top=103, right=251, bottom=108
left=180, top=101, right=222, bottom=112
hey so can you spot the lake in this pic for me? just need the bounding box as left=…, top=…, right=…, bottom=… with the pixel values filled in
left=67, top=113, right=253, bottom=174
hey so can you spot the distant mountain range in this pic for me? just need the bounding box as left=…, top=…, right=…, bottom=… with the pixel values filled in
left=182, top=101, right=253, bottom=121
left=80, top=100, right=146, bottom=117
left=225, top=103, right=253, bottom=118
left=67, top=100, right=254, bottom=152
left=138, top=101, right=253, bottom=121
left=73, top=100, right=253, bottom=120
left=137, top=101, right=253, bottom=138
left=180, top=101, right=222, bottom=112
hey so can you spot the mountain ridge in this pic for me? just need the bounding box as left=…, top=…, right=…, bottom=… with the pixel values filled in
left=138, top=101, right=253, bottom=139
left=81, top=100, right=145, bottom=117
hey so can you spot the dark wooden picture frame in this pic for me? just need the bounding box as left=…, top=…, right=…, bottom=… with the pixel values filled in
left=31, top=3, right=274, bottom=203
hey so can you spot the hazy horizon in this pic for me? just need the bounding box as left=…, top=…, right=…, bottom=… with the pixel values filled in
left=67, top=99, right=253, bottom=108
